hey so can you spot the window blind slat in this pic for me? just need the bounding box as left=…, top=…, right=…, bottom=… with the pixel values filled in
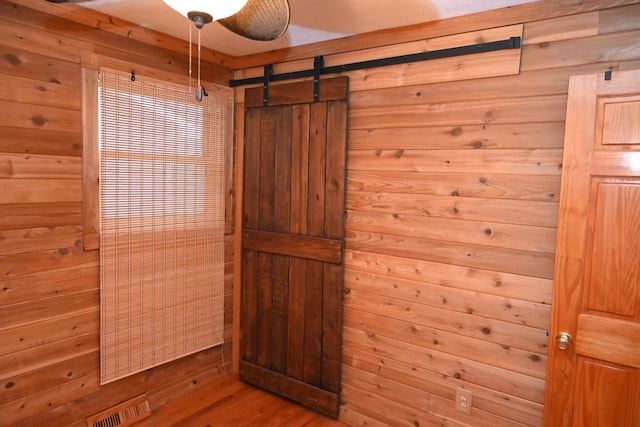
left=98, top=69, right=227, bottom=384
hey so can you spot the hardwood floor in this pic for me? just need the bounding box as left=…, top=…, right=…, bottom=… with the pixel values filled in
left=134, top=374, right=349, bottom=426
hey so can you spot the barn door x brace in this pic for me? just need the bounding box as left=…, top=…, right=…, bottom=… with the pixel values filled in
left=229, top=36, right=521, bottom=106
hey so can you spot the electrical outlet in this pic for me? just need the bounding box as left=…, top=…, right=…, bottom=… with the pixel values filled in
left=455, top=387, right=473, bottom=415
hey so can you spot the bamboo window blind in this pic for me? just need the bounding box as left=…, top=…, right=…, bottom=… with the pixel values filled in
left=98, top=69, right=228, bottom=384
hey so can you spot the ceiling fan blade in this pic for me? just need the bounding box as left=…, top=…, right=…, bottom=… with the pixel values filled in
left=218, top=0, right=290, bottom=42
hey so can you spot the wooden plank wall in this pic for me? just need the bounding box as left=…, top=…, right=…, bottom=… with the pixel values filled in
left=1, top=0, right=639, bottom=425
left=0, top=1, right=235, bottom=426
left=231, top=1, right=640, bottom=426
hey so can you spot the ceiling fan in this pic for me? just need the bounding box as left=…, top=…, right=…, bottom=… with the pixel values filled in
left=46, top=0, right=290, bottom=100
left=45, top=0, right=291, bottom=42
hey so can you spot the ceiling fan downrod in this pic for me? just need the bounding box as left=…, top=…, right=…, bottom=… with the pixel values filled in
left=185, top=12, right=212, bottom=102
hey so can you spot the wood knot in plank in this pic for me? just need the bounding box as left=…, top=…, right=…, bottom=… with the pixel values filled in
left=450, top=127, right=463, bottom=136
left=31, top=116, right=47, bottom=126
left=4, top=54, right=21, bottom=66
left=472, top=140, right=486, bottom=148
left=483, top=110, right=495, bottom=123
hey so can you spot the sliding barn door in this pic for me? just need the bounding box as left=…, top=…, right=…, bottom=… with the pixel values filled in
left=240, top=77, right=348, bottom=418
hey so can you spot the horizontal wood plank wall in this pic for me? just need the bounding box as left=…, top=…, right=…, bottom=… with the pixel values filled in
left=232, top=1, right=640, bottom=426
left=0, top=1, right=235, bottom=425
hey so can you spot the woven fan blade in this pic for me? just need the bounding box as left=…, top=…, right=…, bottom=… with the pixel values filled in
left=218, top=0, right=290, bottom=41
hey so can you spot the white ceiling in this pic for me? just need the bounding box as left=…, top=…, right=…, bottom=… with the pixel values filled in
left=79, top=0, right=540, bottom=56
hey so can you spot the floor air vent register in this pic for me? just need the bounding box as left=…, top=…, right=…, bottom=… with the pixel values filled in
left=85, top=394, right=151, bottom=427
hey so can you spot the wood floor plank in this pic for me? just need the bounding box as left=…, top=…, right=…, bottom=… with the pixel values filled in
left=135, top=374, right=347, bottom=426
left=136, top=374, right=248, bottom=426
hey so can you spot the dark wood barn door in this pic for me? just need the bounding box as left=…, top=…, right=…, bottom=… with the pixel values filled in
left=240, top=77, right=349, bottom=418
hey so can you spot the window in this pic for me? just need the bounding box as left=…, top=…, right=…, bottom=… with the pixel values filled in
left=94, top=69, right=231, bottom=384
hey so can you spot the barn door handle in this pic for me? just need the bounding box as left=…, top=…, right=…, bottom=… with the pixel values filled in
left=555, top=332, right=573, bottom=350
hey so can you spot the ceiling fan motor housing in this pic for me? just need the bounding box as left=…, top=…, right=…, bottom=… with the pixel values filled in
left=187, top=11, right=214, bottom=29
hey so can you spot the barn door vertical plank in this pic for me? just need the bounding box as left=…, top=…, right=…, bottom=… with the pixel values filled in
left=271, top=106, right=293, bottom=374
left=322, top=99, right=348, bottom=393
left=303, top=101, right=329, bottom=387
left=255, top=108, right=277, bottom=369
left=241, top=108, right=262, bottom=364
left=288, top=104, right=311, bottom=381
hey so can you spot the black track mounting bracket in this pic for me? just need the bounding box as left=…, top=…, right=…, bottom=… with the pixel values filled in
left=313, top=56, right=324, bottom=102
left=262, top=64, right=274, bottom=106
